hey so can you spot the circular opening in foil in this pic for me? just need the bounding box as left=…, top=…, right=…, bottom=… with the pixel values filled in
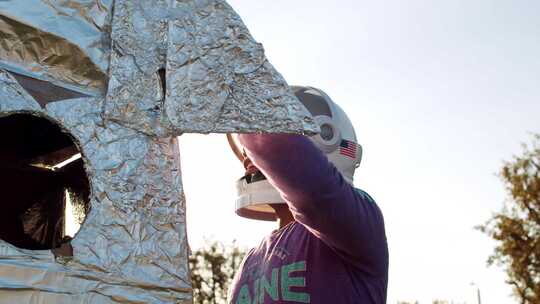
left=0, top=113, right=90, bottom=250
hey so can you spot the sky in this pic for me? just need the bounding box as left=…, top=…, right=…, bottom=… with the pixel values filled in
left=178, top=1, right=540, bottom=303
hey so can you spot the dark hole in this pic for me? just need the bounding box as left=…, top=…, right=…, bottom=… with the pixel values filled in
left=158, top=68, right=167, bottom=100
left=0, top=114, right=90, bottom=250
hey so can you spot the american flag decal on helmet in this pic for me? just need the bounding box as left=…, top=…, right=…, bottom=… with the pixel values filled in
left=339, top=140, right=357, bottom=158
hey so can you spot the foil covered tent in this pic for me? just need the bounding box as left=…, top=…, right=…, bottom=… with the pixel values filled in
left=0, top=1, right=318, bottom=303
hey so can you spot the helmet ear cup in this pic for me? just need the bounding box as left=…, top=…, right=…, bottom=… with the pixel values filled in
left=311, top=115, right=341, bottom=154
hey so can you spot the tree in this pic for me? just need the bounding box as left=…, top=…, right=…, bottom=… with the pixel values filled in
left=478, top=134, right=540, bottom=303
left=190, top=241, right=247, bottom=304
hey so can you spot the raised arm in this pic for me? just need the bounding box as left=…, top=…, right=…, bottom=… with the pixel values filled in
left=237, top=133, right=388, bottom=276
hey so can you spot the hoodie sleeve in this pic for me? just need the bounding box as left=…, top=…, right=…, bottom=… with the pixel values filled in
left=237, top=133, right=388, bottom=276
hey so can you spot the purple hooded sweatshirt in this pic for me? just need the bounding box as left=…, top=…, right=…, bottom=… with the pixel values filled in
left=228, top=134, right=388, bottom=304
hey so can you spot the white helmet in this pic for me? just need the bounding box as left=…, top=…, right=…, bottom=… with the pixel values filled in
left=227, top=86, right=362, bottom=221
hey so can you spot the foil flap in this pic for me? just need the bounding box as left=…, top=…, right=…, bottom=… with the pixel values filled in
left=104, top=0, right=319, bottom=136
left=0, top=0, right=112, bottom=95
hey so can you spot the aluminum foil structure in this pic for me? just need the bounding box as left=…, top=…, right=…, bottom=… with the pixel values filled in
left=0, top=1, right=317, bottom=303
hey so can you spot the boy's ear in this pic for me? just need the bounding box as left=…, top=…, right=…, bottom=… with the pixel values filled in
left=103, top=0, right=319, bottom=137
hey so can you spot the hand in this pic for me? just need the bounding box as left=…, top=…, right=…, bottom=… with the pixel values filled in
left=228, top=134, right=259, bottom=174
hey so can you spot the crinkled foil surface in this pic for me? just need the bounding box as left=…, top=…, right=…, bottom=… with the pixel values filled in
left=104, top=0, right=317, bottom=136
left=0, top=0, right=112, bottom=95
left=0, top=1, right=318, bottom=303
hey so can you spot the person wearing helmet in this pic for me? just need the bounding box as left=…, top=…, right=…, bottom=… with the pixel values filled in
left=227, top=87, right=388, bottom=304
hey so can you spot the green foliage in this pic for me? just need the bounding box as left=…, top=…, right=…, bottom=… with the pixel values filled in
left=190, top=240, right=247, bottom=304
left=478, top=134, right=540, bottom=304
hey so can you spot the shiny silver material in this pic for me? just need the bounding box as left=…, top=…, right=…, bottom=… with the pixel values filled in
left=103, top=0, right=317, bottom=135
left=0, top=0, right=318, bottom=302
left=164, top=1, right=315, bottom=133
left=0, top=0, right=113, bottom=95
left=0, top=83, right=192, bottom=303
left=0, top=70, right=41, bottom=112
